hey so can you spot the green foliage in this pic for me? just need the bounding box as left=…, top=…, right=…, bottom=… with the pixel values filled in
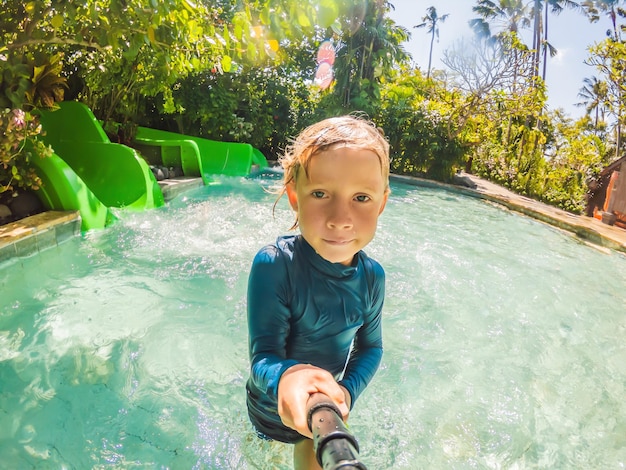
left=375, top=69, right=466, bottom=182
left=330, top=0, right=410, bottom=113
left=586, top=38, right=626, bottom=158
left=0, top=52, right=67, bottom=110
left=0, top=51, right=64, bottom=196
left=0, top=108, right=53, bottom=194
left=151, top=64, right=315, bottom=160
left=538, top=115, right=608, bottom=213
left=1, top=0, right=287, bottom=128
left=0, top=57, right=31, bottom=110
left=473, top=110, right=609, bottom=214
left=472, top=124, right=546, bottom=196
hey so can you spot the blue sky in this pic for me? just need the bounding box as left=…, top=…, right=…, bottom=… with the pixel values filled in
left=387, top=0, right=610, bottom=118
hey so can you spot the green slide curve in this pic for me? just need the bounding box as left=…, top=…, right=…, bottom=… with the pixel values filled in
left=35, top=101, right=164, bottom=230
left=132, top=126, right=268, bottom=182
left=31, top=152, right=114, bottom=231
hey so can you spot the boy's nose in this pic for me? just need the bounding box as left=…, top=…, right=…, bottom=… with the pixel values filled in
left=327, top=202, right=353, bottom=229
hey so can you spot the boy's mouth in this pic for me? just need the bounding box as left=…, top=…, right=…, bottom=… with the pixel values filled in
left=323, top=238, right=353, bottom=245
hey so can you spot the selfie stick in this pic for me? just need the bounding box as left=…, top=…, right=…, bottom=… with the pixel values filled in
left=307, top=395, right=368, bottom=470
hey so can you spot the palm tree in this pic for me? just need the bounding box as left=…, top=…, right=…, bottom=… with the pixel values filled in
left=332, top=0, right=410, bottom=109
left=582, top=1, right=625, bottom=158
left=582, top=0, right=623, bottom=40
left=469, top=0, right=533, bottom=100
left=536, top=1, right=581, bottom=82
left=414, top=6, right=449, bottom=79
left=577, top=76, right=608, bottom=128
left=470, top=0, right=531, bottom=40
left=469, top=0, right=545, bottom=170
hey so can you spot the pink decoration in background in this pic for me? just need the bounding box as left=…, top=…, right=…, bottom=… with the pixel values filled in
left=314, top=62, right=334, bottom=90
left=314, top=41, right=336, bottom=90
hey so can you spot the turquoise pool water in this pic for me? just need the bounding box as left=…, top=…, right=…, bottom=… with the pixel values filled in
left=1, top=175, right=625, bottom=468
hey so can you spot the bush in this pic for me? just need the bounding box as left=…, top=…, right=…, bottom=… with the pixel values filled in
left=375, top=74, right=466, bottom=182
left=0, top=108, right=53, bottom=195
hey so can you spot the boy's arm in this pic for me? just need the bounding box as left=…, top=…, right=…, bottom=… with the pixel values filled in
left=247, top=247, right=299, bottom=399
left=338, top=266, right=385, bottom=406
left=338, top=317, right=383, bottom=406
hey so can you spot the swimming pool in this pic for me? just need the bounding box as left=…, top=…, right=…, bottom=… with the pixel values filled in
left=1, top=175, right=625, bottom=468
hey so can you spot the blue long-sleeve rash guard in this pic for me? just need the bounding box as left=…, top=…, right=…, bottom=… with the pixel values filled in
left=246, top=234, right=385, bottom=442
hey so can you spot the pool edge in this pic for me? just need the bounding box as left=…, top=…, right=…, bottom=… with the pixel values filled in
left=0, top=211, right=81, bottom=265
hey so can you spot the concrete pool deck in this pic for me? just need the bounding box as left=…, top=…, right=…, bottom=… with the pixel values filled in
left=1, top=174, right=625, bottom=265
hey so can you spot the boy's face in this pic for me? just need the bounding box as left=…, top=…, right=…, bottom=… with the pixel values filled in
left=286, top=146, right=388, bottom=265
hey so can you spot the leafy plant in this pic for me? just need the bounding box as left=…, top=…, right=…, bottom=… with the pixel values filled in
left=0, top=108, right=53, bottom=194
left=375, top=69, right=466, bottom=182
left=0, top=52, right=67, bottom=110
left=0, top=51, right=65, bottom=197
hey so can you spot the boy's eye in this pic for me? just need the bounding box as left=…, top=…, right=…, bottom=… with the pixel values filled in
left=355, top=195, right=370, bottom=202
left=312, top=191, right=325, bottom=198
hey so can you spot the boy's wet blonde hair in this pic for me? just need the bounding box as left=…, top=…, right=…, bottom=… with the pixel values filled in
left=276, top=114, right=390, bottom=229
left=280, top=114, right=390, bottom=192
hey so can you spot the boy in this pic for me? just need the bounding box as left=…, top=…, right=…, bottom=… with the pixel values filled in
left=246, top=115, right=390, bottom=469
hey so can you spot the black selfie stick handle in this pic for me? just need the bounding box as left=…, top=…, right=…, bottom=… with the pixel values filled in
left=307, top=396, right=368, bottom=470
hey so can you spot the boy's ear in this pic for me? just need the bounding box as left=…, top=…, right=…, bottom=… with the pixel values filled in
left=378, top=191, right=389, bottom=215
left=286, top=182, right=298, bottom=211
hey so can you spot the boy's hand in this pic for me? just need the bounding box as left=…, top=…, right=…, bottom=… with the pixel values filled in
left=277, top=363, right=349, bottom=438
left=338, top=384, right=352, bottom=410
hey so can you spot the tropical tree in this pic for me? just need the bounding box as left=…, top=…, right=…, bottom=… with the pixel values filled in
left=537, top=0, right=581, bottom=81
left=442, top=33, right=534, bottom=131
left=328, top=0, right=410, bottom=114
left=443, top=31, right=541, bottom=174
left=468, top=0, right=533, bottom=115
left=586, top=38, right=626, bottom=159
left=0, top=0, right=327, bottom=195
left=582, top=0, right=625, bottom=40
left=470, top=0, right=532, bottom=40
left=1, top=1, right=231, bottom=105
left=581, top=1, right=626, bottom=159
left=414, top=6, right=449, bottom=79
left=577, top=76, right=609, bottom=128
left=469, top=0, right=580, bottom=82
left=1, top=0, right=356, bottom=125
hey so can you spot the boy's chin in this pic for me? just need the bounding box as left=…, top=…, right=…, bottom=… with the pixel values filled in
left=303, top=235, right=359, bottom=265
left=318, top=250, right=356, bottom=266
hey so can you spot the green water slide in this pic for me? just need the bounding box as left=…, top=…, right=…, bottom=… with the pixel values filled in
left=31, top=152, right=113, bottom=230
left=35, top=101, right=164, bottom=230
left=32, top=100, right=268, bottom=230
left=132, top=126, right=268, bottom=181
